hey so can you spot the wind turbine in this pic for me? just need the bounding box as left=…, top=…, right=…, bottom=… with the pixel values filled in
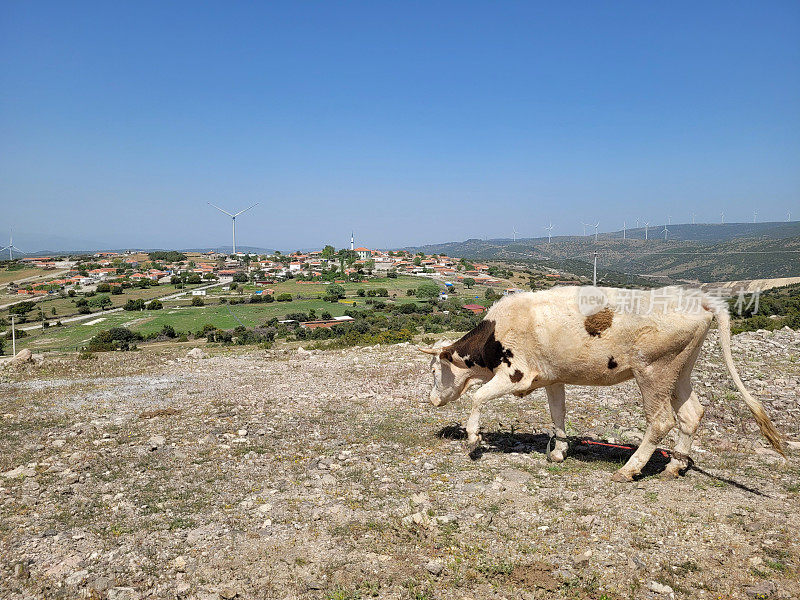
left=663, top=224, right=669, bottom=241
left=0, top=229, right=25, bottom=260
left=721, top=211, right=725, bottom=224
left=636, top=218, right=640, bottom=229
left=513, top=227, right=518, bottom=242
left=208, top=202, right=259, bottom=257
left=753, top=210, right=758, bottom=223
left=622, top=220, right=626, bottom=240
left=593, top=222, right=599, bottom=242
left=644, top=222, right=650, bottom=240
left=691, top=212, right=696, bottom=225
left=544, top=222, right=554, bottom=244
left=789, top=210, right=792, bottom=222
left=667, top=215, right=672, bottom=225
left=582, top=222, right=589, bottom=237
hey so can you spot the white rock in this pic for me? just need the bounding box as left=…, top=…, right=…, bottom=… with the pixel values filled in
left=187, top=347, right=207, bottom=359
left=648, top=581, right=674, bottom=595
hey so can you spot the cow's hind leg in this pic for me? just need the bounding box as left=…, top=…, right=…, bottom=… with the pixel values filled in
left=662, top=374, right=705, bottom=479
left=612, top=371, right=676, bottom=482
left=545, top=384, right=568, bottom=462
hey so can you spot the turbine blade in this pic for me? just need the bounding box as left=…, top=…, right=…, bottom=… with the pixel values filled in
left=208, top=202, right=234, bottom=217
left=233, top=203, right=259, bottom=217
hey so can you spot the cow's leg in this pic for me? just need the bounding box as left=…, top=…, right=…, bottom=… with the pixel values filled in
left=662, top=384, right=704, bottom=478
left=465, top=374, right=517, bottom=456
left=612, top=371, right=676, bottom=482
left=545, top=383, right=568, bottom=462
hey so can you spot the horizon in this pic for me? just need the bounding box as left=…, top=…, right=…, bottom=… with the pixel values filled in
left=2, top=2, right=799, bottom=251
left=7, top=219, right=799, bottom=256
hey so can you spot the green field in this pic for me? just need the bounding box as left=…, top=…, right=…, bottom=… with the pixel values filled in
left=3, top=274, right=502, bottom=353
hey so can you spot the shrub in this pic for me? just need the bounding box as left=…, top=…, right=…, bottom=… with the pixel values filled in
left=160, top=324, right=176, bottom=338
left=191, top=296, right=205, bottom=307
left=87, top=327, right=142, bottom=352
left=96, top=283, right=111, bottom=292
left=124, top=299, right=146, bottom=311
left=276, top=293, right=292, bottom=302
left=416, top=282, right=440, bottom=300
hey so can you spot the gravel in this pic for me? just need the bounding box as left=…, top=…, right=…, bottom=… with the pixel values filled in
left=1, top=329, right=799, bottom=599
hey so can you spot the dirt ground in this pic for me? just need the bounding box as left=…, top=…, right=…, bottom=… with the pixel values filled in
left=1, top=328, right=799, bottom=600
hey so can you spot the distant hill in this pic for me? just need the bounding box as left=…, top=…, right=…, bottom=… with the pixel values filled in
left=404, top=221, right=800, bottom=283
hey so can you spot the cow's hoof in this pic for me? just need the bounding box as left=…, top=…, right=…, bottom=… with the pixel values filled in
left=611, top=470, right=634, bottom=483
left=546, top=449, right=565, bottom=463
left=467, top=438, right=483, bottom=460
left=659, top=467, right=681, bottom=480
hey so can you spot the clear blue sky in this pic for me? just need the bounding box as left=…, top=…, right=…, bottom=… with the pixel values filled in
left=1, top=1, right=798, bottom=251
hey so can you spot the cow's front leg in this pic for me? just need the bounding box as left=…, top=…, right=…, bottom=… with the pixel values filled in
left=465, top=374, right=517, bottom=458
left=545, top=383, right=568, bottom=462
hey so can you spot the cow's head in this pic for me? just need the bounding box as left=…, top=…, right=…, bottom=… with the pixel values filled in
left=419, top=340, right=490, bottom=406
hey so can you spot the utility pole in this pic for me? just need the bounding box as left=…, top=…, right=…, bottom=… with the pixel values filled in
left=592, top=251, right=598, bottom=286
left=11, top=315, right=16, bottom=356
left=622, top=221, right=626, bottom=240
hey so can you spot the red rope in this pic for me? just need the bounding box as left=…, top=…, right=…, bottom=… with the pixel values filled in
left=579, top=438, right=671, bottom=458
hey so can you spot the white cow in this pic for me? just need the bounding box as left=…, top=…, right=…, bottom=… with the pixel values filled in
left=420, top=286, right=785, bottom=481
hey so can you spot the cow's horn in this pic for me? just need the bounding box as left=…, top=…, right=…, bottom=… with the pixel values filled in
left=418, top=347, right=438, bottom=355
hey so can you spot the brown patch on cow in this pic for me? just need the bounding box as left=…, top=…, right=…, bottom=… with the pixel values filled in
left=439, top=350, right=452, bottom=363
left=510, top=369, right=523, bottom=383
left=448, top=319, right=513, bottom=371
left=584, top=307, right=613, bottom=337
left=607, top=356, right=618, bottom=369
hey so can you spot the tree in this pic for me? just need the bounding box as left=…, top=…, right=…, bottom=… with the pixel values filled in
left=413, top=256, right=422, bottom=266
left=463, top=278, right=476, bottom=289
left=416, top=282, right=440, bottom=301
left=124, top=299, right=146, bottom=311
left=276, top=293, right=293, bottom=302
left=233, top=272, right=249, bottom=283
left=191, top=296, right=205, bottom=307
left=147, top=300, right=163, bottom=310
left=9, top=301, right=35, bottom=316
left=321, top=245, right=336, bottom=259
left=328, top=283, right=345, bottom=299
left=96, top=283, right=111, bottom=292
left=485, top=288, right=498, bottom=301
left=186, top=274, right=202, bottom=284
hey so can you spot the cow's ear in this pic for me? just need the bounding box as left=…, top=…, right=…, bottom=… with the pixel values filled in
left=439, top=350, right=453, bottom=362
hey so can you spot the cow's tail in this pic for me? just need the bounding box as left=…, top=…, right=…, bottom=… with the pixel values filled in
left=706, top=295, right=786, bottom=457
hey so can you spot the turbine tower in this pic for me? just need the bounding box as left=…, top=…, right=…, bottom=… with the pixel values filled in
left=544, top=222, right=554, bottom=244
left=582, top=222, right=589, bottom=237
left=513, top=227, right=518, bottom=242
left=691, top=212, right=696, bottom=225
left=663, top=224, right=669, bottom=241
left=622, top=220, right=626, bottom=240
left=721, top=211, right=725, bottom=224
left=0, top=229, right=25, bottom=260
left=644, top=222, right=650, bottom=240
left=593, top=222, right=599, bottom=242
left=753, top=210, right=758, bottom=223
left=208, top=202, right=259, bottom=257
left=789, top=210, right=792, bottom=222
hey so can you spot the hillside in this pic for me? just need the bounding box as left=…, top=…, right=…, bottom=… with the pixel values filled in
left=406, top=222, right=800, bottom=283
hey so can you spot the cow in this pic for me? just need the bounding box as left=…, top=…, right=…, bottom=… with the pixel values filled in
left=419, top=285, right=785, bottom=482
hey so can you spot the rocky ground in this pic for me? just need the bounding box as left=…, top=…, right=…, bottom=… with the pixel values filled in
left=1, top=328, right=799, bottom=600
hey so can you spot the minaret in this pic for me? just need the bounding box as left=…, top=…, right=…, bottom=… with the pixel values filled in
left=350, top=232, right=354, bottom=251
